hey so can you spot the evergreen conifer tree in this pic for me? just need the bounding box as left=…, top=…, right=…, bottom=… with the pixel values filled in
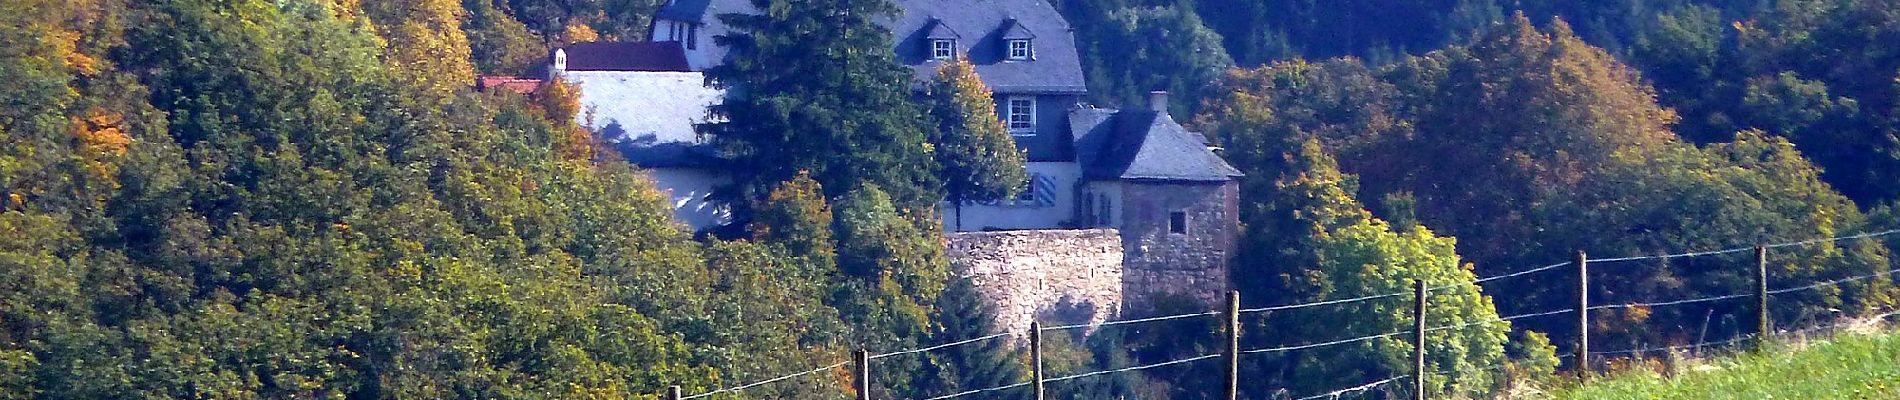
left=916, top=278, right=1025, bottom=397
left=709, top=0, right=943, bottom=211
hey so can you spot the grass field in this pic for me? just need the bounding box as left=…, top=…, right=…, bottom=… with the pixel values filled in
left=1549, top=329, right=1900, bottom=400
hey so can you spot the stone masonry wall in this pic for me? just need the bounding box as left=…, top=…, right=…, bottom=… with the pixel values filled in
left=944, top=229, right=1124, bottom=335
left=1117, top=181, right=1238, bottom=312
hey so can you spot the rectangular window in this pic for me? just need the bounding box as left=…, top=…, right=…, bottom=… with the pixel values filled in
left=932, top=39, right=955, bottom=60
left=1014, top=175, right=1036, bottom=204
left=687, top=25, right=699, bottom=50
left=1086, top=194, right=1102, bottom=226
left=1168, top=211, right=1188, bottom=234
left=1098, top=194, right=1112, bottom=226
left=1007, top=96, right=1036, bottom=133
left=1008, top=39, right=1032, bottom=60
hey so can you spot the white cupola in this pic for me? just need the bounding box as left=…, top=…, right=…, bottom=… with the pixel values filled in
left=549, top=48, right=569, bottom=80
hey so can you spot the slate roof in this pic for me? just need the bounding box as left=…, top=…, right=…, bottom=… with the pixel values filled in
left=564, top=71, right=728, bottom=168
left=1071, top=108, right=1242, bottom=182
left=998, top=18, right=1035, bottom=39
left=923, top=18, right=961, bottom=39
left=654, top=0, right=754, bottom=22
left=658, top=0, right=1087, bottom=94
left=891, top=0, right=1087, bottom=94
left=560, top=42, right=692, bottom=72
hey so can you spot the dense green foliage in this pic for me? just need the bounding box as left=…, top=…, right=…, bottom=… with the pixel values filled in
left=911, top=279, right=1026, bottom=398
left=1063, top=3, right=1234, bottom=116
left=1191, top=121, right=1513, bottom=396
left=0, top=0, right=916, bottom=397
left=0, top=0, right=735, bottom=396
left=708, top=1, right=963, bottom=396
left=1066, top=0, right=1900, bottom=208
left=1196, top=14, right=1896, bottom=390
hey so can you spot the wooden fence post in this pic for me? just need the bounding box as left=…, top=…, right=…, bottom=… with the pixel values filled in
left=1413, top=280, right=1428, bottom=400
left=1756, top=245, right=1771, bottom=350
left=854, top=349, right=870, bottom=400
left=1225, top=291, right=1241, bottom=400
left=1030, top=321, right=1045, bottom=400
left=664, top=385, right=680, bottom=400
left=1576, top=250, right=1590, bottom=381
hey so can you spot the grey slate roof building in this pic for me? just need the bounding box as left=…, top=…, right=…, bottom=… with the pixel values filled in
left=558, top=42, right=692, bottom=72
left=887, top=0, right=1087, bottom=94
left=653, top=0, right=1087, bottom=94
left=639, top=0, right=1238, bottom=183
left=1071, top=107, right=1243, bottom=182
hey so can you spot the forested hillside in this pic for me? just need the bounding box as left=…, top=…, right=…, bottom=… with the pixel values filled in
left=0, top=0, right=1046, bottom=397
left=1070, top=0, right=1900, bottom=396
left=5, top=0, right=1900, bottom=399
left=1064, top=0, right=1900, bottom=207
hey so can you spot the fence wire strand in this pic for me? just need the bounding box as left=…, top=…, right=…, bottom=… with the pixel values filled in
left=1293, top=375, right=1409, bottom=400
left=1588, top=293, right=1751, bottom=311
left=870, top=331, right=1015, bottom=360
left=1768, top=267, right=1900, bottom=295
left=1248, top=261, right=1575, bottom=315
left=1590, top=229, right=1900, bottom=263
left=1469, top=261, right=1571, bottom=286
left=1766, top=228, right=1900, bottom=249
left=1590, top=309, right=1900, bottom=360
left=1039, top=310, right=1220, bottom=332
left=1044, top=353, right=1223, bottom=384
left=679, top=361, right=848, bottom=400
left=918, top=381, right=1030, bottom=400
left=1243, top=331, right=1409, bottom=355
left=1425, top=308, right=1578, bottom=333
left=1239, top=291, right=1409, bottom=314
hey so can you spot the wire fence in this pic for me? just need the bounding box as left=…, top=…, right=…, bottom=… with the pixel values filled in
left=659, top=229, right=1900, bottom=400
left=1293, top=375, right=1409, bottom=400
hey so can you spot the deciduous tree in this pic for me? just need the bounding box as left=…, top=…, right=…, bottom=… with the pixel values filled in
left=925, top=59, right=1026, bottom=230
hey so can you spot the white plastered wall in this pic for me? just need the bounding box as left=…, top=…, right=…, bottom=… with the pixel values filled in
left=942, top=161, right=1080, bottom=232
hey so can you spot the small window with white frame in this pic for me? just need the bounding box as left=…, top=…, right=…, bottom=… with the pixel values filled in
left=1014, top=180, right=1035, bottom=203
left=1007, top=96, right=1036, bottom=133
left=1008, top=39, right=1032, bottom=60
left=932, top=39, right=955, bottom=60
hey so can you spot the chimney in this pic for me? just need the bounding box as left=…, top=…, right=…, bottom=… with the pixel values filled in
left=1147, top=91, right=1169, bottom=114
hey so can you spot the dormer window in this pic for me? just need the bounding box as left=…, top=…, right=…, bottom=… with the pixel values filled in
left=1008, top=39, right=1032, bottom=60
left=999, top=18, right=1036, bottom=60
left=932, top=39, right=955, bottom=60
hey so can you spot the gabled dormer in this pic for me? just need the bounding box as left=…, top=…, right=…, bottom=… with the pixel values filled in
left=998, top=18, right=1035, bottom=61
left=923, top=18, right=961, bottom=61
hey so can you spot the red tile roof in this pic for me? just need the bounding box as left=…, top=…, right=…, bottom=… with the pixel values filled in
left=477, top=76, right=543, bottom=94
left=561, top=41, right=692, bottom=72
